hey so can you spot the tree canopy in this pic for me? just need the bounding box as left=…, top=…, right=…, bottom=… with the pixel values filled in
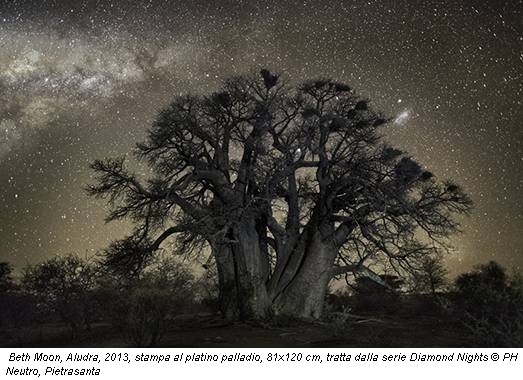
left=88, top=70, right=471, bottom=319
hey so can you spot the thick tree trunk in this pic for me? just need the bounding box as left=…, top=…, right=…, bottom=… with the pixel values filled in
left=271, top=230, right=336, bottom=319
left=213, top=244, right=241, bottom=319
left=211, top=216, right=340, bottom=321
left=211, top=217, right=271, bottom=320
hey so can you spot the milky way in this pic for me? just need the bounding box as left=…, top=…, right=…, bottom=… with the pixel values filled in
left=0, top=0, right=521, bottom=275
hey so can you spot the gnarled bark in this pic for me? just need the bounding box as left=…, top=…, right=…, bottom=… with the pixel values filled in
left=271, top=229, right=337, bottom=319
left=211, top=217, right=271, bottom=320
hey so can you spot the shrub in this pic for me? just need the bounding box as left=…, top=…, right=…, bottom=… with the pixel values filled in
left=21, top=255, right=99, bottom=337
left=452, top=261, right=523, bottom=346
left=352, top=275, right=404, bottom=314
left=324, top=290, right=353, bottom=314
left=103, top=256, right=195, bottom=347
left=192, top=264, right=219, bottom=313
left=0, top=262, right=15, bottom=293
left=124, top=282, right=177, bottom=347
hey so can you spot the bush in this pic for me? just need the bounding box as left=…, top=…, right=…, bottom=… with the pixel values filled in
left=124, top=282, right=177, bottom=347
left=192, top=264, right=220, bottom=314
left=324, top=290, right=352, bottom=314
left=0, top=262, right=16, bottom=327
left=21, top=255, right=99, bottom=337
left=0, top=262, right=15, bottom=293
left=452, top=261, right=523, bottom=346
left=399, top=293, right=447, bottom=317
left=352, top=275, right=404, bottom=314
left=0, top=291, right=40, bottom=328
left=323, top=291, right=355, bottom=338
left=102, top=257, right=195, bottom=347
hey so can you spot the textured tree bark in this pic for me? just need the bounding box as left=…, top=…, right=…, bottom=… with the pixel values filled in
left=212, top=213, right=341, bottom=321
left=271, top=230, right=337, bottom=319
left=212, top=217, right=271, bottom=320
left=213, top=243, right=240, bottom=320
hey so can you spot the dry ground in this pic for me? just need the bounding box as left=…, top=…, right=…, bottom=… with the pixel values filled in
left=0, top=313, right=470, bottom=348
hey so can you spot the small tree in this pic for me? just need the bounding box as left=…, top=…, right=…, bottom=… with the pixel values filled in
left=104, top=256, right=195, bottom=347
left=0, top=262, right=15, bottom=293
left=410, top=254, right=448, bottom=296
left=0, top=262, right=16, bottom=327
left=452, top=261, right=523, bottom=346
left=22, top=255, right=99, bottom=337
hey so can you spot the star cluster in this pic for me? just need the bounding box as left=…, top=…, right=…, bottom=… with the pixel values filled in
left=0, top=0, right=521, bottom=275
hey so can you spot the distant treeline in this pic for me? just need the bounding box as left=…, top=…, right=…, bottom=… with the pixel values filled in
left=0, top=256, right=522, bottom=347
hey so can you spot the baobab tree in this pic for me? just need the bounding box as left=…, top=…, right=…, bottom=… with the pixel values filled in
left=88, top=70, right=471, bottom=320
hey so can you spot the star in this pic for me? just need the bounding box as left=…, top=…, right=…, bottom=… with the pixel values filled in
left=0, top=0, right=520, bottom=276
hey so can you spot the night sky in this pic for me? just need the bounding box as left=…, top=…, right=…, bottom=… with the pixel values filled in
left=0, top=0, right=521, bottom=276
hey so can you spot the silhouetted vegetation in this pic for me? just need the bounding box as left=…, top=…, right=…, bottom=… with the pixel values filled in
left=0, top=262, right=15, bottom=293
left=0, top=262, right=18, bottom=328
left=410, top=254, right=449, bottom=296
left=451, top=261, right=523, bottom=346
left=101, top=256, right=196, bottom=347
left=352, top=275, right=404, bottom=314
left=21, top=255, right=99, bottom=338
left=0, top=254, right=213, bottom=346
left=0, top=255, right=521, bottom=347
